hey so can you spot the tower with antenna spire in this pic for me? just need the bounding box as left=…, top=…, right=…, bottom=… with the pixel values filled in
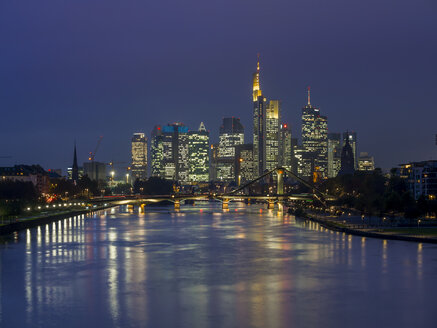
left=252, top=54, right=267, bottom=176
left=301, top=87, right=328, bottom=180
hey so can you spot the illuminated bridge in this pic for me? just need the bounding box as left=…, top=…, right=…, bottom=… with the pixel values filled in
left=94, top=167, right=335, bottom=212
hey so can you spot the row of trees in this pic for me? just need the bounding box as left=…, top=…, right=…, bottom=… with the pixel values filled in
left=0, top=180, right=38, bottom=217
left=321, top=170, right=437, bottom=218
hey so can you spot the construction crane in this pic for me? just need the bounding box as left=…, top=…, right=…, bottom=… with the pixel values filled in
left=88, top=136, right=103, bottom=161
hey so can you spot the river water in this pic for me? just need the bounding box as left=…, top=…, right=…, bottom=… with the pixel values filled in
left=0, top=202, right=436, bottom=328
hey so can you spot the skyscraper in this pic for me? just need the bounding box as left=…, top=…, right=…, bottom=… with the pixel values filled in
left=188, top=122, right=210, bottom=183
left=265, top=100, right=281, bottom=171
left=158, top=123, right=190, bottom=183
left=218, top=118, right=244, bottom=158
left=131, top=133, right=148, bottom=181
left=235, top=144, right=255, bottom=184
left=216, top=117, right=245, bottom=182
left=279, top=123, right=292, bottom=172
left=301, top=87, right=328, bottom=180
left=252, top=55, right=267, bottom=176
left=327, top=133, right=342, bottom=178
left=150, top=125, right=164, bottom=178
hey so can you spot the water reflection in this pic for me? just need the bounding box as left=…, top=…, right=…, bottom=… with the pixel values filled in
left=0, top=204, right=435, bottom=328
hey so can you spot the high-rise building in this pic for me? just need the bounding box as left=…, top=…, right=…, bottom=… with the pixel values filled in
left=218, top=118, right=244, bottom=158
left=83, top=161, right=106, bottom=182
left=159, top=123, right=190, bottom=183
left=342, top=131, right=357, bottom=169
left=131, top=133, right=148, bottom=181
left=294, top=145, right=305, bottom=177
left=301, top=87, right=328, bottom=179
left=252, top=56, right=267, bottom=177
left=358, top=152, right=375, bottom=171
left=279, top=124, right=292, bottom=172
left=150, top=125, right=164, bottom=178
left=188, top=122, right=210, bottom=183
left=265, top=100, right=281, bottom=171
left=235, top=144, right=255, bottom=184
left=209, top=143, right=219, bottom=181
left=214, top=118, right=245, bottom=182
left=328, top=133, right=342, bottom=178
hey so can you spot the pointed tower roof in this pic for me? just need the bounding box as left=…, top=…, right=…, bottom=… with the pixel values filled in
left=252, top=54, right=262, bottom=101
left=73, top=142, right=78, bottom=168
left=72, top=141, right=79, bottom=182
left=307, top=86, right=311, bottom=106
left=198, top=122, right=206, bottom=132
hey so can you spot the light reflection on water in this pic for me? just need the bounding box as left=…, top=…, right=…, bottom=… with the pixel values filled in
left=0, top=203, right=436, bottom=327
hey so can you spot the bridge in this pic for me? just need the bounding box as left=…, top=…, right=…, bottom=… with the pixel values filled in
left=95, top=167, right=335, bottom=212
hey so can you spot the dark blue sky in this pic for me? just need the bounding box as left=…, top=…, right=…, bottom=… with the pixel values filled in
left=1, top=0, right=436, bottom=172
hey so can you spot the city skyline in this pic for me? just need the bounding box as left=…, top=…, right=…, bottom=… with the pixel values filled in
left=1, top=0, right=436, bottom=171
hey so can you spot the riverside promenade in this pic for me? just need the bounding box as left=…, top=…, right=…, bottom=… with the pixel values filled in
left=0, top=203, right=114, bottom=236
left=303, top=211, right=437, bottom=244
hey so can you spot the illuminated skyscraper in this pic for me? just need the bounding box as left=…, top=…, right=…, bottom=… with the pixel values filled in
left=218, top=118, right=244, bottom=158
left=151, top=126, right=164, bottom=178
left=328, top=133, right=342, bottom=178
left=265, top=100, right=281, bottom=171
left=156, top=123, right=190, bottom=183
left=188, top=122, right=210, bottom=183
left=131, top=133, right=148, bottom=181
left=252, top=55, right=267, bottom=176
left=235, top=144, right=255, bottom=184
left=301, top=87, right=328, bottom=180
left=279, top=124, right=292, bottom=172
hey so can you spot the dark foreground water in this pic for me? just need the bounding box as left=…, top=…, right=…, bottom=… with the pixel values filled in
left=1, top=202, right=436, bottom=328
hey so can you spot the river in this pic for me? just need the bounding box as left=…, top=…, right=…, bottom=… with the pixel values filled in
left=0, top=202, right=435, bottom=328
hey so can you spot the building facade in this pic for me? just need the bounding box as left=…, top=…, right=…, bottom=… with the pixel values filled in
left=83, top=161, right=107, bottom=182
left=218, top=118, right=244, bottom=158
left=398, top=161, right=437, bottom=200
left=301, top=87, right=328, bottom=180
left=279, top=124, right=292, bottom=172
left=131, top=133, right=148, bottom=181
left=150, top=125, right=165, bottom=178
left=265, top=100, right=281, bottom=171
left=252, top=57, right=267, bottom=177
left=188, top=122, right=210, bottom=183
left=327, top=133, right=342, bottom=178
left=235, top=144, right=255, bottom=184
left=358, top=152, right=375, bottom=171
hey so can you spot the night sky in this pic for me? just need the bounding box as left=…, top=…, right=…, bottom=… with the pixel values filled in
left=1, top=0, right=436, bottom=174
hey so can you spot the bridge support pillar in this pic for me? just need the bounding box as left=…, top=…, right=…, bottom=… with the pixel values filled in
left=267, top=200, right=275, bottom=210
left=277, top=168, right=284, bottom=196
left=222, top=199, right=229, bottom=210
left=174, top=200, right=180, bottom=210
left=140, top=203, right=146, bottom=213
left=277, top=201, right=284, bottom=213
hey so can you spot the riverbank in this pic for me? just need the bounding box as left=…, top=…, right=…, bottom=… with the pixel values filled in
left=301, top=211, right=437, bottom=244
left=0, top=204, right=115, bottom=235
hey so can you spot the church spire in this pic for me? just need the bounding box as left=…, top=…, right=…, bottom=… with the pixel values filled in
left=72, top=141, right=79, bottom=182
